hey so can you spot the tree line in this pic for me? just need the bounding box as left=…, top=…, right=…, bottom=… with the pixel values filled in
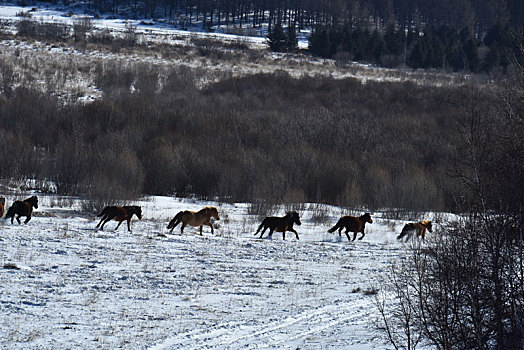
left=8, top=0, right=524, bottom=72
left=21, top=0, right=522, bottom=31
left=307, top=22, right=523, bottom=72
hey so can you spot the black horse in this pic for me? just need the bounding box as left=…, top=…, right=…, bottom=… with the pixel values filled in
left=255, top=211, right=302, bottom=240
left=5, top=196, right=39, bottom=224
left=96, top=205, right=142, bottom=232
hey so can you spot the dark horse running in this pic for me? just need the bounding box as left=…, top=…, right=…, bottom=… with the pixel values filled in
left=96, top=205, right=142, bottom=232
left=328, top=213, right=373, bottom=241
left=255, top=211, right=301, bottom=240
left=5, top=196, right=39, bottom=224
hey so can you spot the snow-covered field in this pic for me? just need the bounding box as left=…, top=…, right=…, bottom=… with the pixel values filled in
left=0, top=192, right=426, bottom=349
left=0, top=4, right=447, bottom=348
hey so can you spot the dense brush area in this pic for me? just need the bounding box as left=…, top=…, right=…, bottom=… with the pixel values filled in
left=0, top=56, right=493, bottom=212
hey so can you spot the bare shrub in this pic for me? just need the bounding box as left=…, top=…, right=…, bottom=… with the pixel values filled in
left=89, top=28, right=114, bottom=45
left=310, top=204, right=331, bottom=225
left=16, top=18, right=37, bottom=37
left=123, top=22, right=138, bottom=47
left=38, top=22, right=69, bottom=41
left=73, top=17, right=92, bottom=44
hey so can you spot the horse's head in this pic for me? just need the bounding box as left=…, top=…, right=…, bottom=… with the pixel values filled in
left=421, top=220, right=432, bottom=232
left=287, top=211, right=301, bottom=226
left=361, top=213, right=373, bottom=224
left=207, top=207, right=220, bottom=220
left=26, top=196, right=38, bottom=209
left=126, top=206, right=142, bottom=220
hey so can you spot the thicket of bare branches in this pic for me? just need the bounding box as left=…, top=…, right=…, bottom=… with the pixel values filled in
left=0, top=56, right=479, bottom=212
left=377, top=68, right=524, bottom=349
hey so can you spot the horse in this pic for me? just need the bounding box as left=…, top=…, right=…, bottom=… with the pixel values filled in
left=96, top=205, right=142, bottom=232
left=0, top=197, right=5, bottom=218
left=328, top=213, right=373, bottom=241
left=167, top=206, right=220, bottom=235
left=397, top=220, right=433, bottom=241
left=5, top=196, right=38, bottom=224
left=255, top=211, right=302, bottom=240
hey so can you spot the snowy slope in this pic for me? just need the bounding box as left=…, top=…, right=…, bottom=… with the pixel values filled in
left=0, top=193, right=424, bottom=349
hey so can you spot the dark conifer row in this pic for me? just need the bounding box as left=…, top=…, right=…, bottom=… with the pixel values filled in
left=308, top=22, right=522, bottom=72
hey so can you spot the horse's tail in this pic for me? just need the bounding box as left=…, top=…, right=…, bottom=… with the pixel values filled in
left=167, top=211, right=184, bottom=230
left=397, top=227, right=409, bottom=240
left=328, top=219, right=342, bottom=233
left=4, top=203, right=17, bottom=219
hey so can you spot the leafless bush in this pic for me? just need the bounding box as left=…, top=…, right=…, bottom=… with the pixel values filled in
left=38, top=22, right=69, bottom=41
left=16, top=18, right=69, bottom=41
left=73, top=17, right=92, bottom=43
left=16, top=18, right=37, bottom=37
left=123, top=22, right=138, bottom=47
left=310, top=204, right=331, bottom=225
left=379, top=72, right=524, bottom=349
left=89, top=28, right=114, bottom=45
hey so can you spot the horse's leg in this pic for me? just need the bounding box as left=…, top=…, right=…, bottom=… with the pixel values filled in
left=344, top=230, right=352, bottom=241
left=115, top=220, right=123, bottom=230
left=358, top=231, right=365, bottom=240
left=96, top=216, right=105, bottom=228
left=289, top=228, right=299, bottom=240
left=259, top=226, right=268, bottom=238
left=16, top=215, right=21, bottom=224
left=127, top=219, right=132, bottom=232
left=207, top=223, right=214, bottom=234
left=169, top=219, right=180, bottom=233
left=181, top=223, right=186, bottom=233
left=100, top=217, right=112, bottom=230
left=352, top=230, right=358, bottom=241
left=199, top=225, right=203, bottom=235
left=24, top=215, right=31, bottom=224
left=282, top=229, right=286, bottom=240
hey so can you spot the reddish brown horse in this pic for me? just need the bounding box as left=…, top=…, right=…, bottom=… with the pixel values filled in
left=167, top=206, right=220, bottom=235
left=397, top=220, right=433, bottom=241
left=255, top=211, right=302, bottom=240
left=5, top=196, right=38, bottom=224
left=96, top=205, right=142, bottom=232
left=0, top=197, right=5, bottom=218
left=328, top=213, right=373, bottom=241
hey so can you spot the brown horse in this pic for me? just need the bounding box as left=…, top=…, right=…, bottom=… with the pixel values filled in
left=0, top=197, right=5, bottom=218
left=255, top=211, right=302, bottom=240
left=328, top=213, right=373, bottom=241
left=167, top=206, right=220, bottom=235
left=96, top=205, right=142, bottom=232
left=397, top=220, right=433, bottom=241
left=5, top=196, right=38, bottom=224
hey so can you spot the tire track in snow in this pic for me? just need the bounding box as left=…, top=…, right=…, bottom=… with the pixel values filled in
left=149, top=299, right=375, bottom=349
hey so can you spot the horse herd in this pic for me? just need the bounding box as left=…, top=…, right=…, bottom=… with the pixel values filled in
left=0, top=195, right=439, bottom=242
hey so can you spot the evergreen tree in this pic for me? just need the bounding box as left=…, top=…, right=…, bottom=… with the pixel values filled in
left=308, top=25, right=331, bottom=58
left=286, top=23, right=298, bottom=51
left=267, top=21, right=287, bottom=52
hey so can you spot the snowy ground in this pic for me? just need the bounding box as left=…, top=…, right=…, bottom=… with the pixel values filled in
left=0, top=193, right=431, bottom=349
